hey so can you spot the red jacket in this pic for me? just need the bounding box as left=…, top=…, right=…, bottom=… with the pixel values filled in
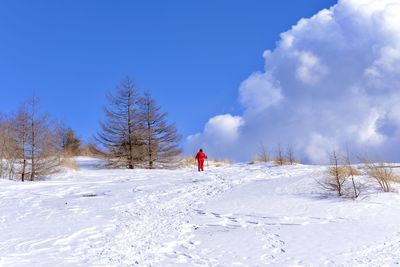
left=195, top=152, right=208, bottom=161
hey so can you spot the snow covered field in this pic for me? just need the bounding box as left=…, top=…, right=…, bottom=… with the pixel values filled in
left=1, top=157, right=400, bottom=267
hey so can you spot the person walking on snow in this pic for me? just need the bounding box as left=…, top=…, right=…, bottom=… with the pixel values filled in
left=195, top=149, right=208, bottom=172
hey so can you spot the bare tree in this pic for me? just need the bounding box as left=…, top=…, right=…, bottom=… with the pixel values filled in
left=319, top=150, right=347, bottom=196
left=275, top=144, right=285, bottom=166
left=138, top=92, right=181, bottom=168
left=13, top=107, right=30, bottom=181
left=286, top=145, right=297, bottom=165
left=97, top=77, right=143, bottom=169
left=345, top=149, right=361, bottom=198
left=11, top=97, right=62, bottom=181
left=256, top=142, right=269, bottom=162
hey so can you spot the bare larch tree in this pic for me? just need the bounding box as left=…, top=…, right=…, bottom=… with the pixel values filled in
left=15, top=97, right=62, bottom=181
left=13, top=107, right=30, bottom=181
left=138, top=92, right=181, bottom=168
left=97, top=78, right=143, bottom=169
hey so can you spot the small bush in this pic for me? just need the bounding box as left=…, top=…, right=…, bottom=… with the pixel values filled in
left=330, top=165, right=360, bottom=178
left=366, top=163, right=400, bottom=192
left=345, top=165, right=361, bottom=176
left=80, top=145, right=106, bottom=158
left=61, top=158, right=80, bottom=171
left=273, top=144, right=299, bottom=165
left=319, top=150, right=362, bottom=198
left=255, top=143, right=270, bottom=163
left=272, top=157, right=300, bottom=166
left=212, top=159, right=230, bottom=167
left=179, top=157, right=197, bottom=168
left=322, top=154, right=347, bottom=197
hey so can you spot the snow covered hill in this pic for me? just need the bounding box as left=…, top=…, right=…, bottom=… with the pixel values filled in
left=1, top=157, right=400, bottom=266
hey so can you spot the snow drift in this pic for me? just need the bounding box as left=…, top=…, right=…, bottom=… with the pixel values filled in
left=1, top=157, right=400, bottom=266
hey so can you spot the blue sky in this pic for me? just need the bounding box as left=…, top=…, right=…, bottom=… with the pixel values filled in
left=0, top=0, right=337, bottom=142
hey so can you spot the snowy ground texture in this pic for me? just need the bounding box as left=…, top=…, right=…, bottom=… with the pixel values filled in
left=1, top=158, right=400, bottom=267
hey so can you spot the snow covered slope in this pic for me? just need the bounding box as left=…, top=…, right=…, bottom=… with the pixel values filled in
left=1, top=158, right=400, bottom=266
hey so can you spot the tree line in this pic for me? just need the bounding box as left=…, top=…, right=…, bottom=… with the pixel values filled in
left=0, top=96, right=75, bottom=181
left=0, top=77, right=181, bottom=181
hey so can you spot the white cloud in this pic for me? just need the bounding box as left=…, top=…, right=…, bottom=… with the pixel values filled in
left=304, top=133, right=337, bottom=164
left=186, top=114, right=243, bottom=158
left=355, top=109, right=386, bottom=145
left=204, top=114, right=244, bottom=142
left=238, top=72, right=282, bottom=112
left=185, top=0, right=400, bottom=163
left=295, top=51, right=328, bottom=85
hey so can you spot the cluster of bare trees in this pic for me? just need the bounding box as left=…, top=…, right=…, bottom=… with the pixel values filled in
left=0, top=97, right=64, bottom=181
left=1, top=77, right=181, bottom=180
left=97, top=77, right=181, bottom=169
left=255, top=143, right=298, bottom=165
left=319, top=150, right=400, bottom=198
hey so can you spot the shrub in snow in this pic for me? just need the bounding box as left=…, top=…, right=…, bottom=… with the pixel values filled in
left=272, top=144, right=299, bottom=166
left=365, top=162, right=400, bottom=193
left=319, top=151, right=362, bottom=198
left=255, top=143, right=270, bottom=163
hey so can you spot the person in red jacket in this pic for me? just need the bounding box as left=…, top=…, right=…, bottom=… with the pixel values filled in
left=195, top=149, right=208, bottom=171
